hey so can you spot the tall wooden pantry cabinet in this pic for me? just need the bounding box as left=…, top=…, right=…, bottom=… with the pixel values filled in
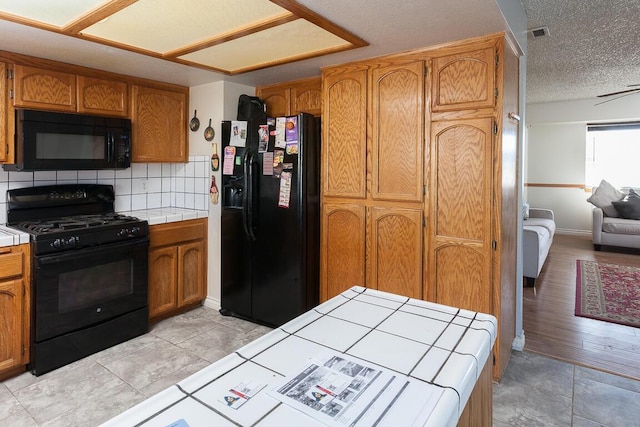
left=320, top=33, right=519, bottom=380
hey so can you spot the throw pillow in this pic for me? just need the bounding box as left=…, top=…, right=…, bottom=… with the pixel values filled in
left=612, top=193, right=640, bottom=219
left=587, top=179, right=625, bottom=217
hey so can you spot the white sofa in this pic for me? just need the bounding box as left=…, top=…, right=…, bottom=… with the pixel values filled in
left=522, top=208, right=556, bottom=287
left=592, top=207, right=640, bottom=250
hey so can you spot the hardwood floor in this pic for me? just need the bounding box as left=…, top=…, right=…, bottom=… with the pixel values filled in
left=523, top=233, right=640, bottom=381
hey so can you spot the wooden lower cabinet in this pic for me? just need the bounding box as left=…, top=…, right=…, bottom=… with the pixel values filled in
left=0, top=244, right=30, bottom=379
left=320, top=203, right=423, bottom=300
left=457, top=355, right=492, bottom=426
left=368, top=206, right=423, bottom=299
left=148, top=219, right=207, bottom=321
left=320, top=203, right=366, bottom=301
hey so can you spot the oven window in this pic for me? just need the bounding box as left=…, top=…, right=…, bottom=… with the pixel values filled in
left=36, top=132, right=105, bottom=160
left=58, top=259, right=133, bottom=312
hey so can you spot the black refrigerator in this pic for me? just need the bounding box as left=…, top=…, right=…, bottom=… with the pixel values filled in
left=220, top=113, right=320, bottom=327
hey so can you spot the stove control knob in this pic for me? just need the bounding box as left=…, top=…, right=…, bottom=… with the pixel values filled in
left=52, top=238, right=62, bottom=249
left=118, top=228, right=128, bottom=238
left=67, top=237, right=79, bottom=248
left=131, top=226, right=141, bottom=236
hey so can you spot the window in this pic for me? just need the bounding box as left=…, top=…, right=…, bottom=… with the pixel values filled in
left=586, top=122, right=640, bottom=188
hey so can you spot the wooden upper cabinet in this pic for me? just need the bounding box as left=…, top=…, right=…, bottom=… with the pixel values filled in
left=131, top=85, right=187, bottom=162
left=428, top=118, right=493, bottom=312
left=257, top=77, right=321, bottom=117
left=368, top=207, right=423, bottom=299
left=0, top=62, right=7, bottom=163
left=431, top=46, right=496, bottom=112
left=322, top=67, right=368, bottom=199
left=259, top=87, right=290, bottom=117
left=320, top=203, right=366, bottom=301
left=371, top=61, right=424, bottom=202
left=13, top=65, right=76, bottom=112
left=291, top=79, right=322, bottom=116
left=77, top=76, right=128, bottom=117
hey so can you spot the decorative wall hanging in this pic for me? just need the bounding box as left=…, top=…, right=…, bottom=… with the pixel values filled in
left=189, top=110, right=200, bottom=131
left=204, top=119, right=215, bottom=141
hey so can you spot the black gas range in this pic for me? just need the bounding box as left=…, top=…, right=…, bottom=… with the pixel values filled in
left=7, top=184, right=148, bottom=254
left=6, top=184, right=150, bottom=376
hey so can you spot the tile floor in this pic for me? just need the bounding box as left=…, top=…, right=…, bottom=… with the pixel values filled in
left=2, top=305, right=639, bottom=426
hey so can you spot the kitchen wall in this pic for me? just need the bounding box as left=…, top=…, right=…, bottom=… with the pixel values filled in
left=0, top=157, right=210, bottom=224
left=525, top=94, right=640, bottom=233
left=188, top=80, right=255, bottom=309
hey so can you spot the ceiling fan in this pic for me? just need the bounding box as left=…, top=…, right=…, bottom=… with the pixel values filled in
left=595, top=84, right=640, bottom=105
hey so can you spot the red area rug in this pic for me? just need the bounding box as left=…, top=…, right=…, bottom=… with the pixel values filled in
left=575, top=260, right=640, bottom=328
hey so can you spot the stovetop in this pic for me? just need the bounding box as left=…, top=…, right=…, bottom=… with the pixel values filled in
left=15, top=213, right=142, bottom=235
left=6, top=184, right=149, bottom=255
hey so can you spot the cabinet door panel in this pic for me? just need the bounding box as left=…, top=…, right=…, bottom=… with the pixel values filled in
left=0, top=279, right=23, bottom=371
left=369, top=207, right=423, bottom=299
left=260, top=88, right=290, bottom=118
left=371, top=61, right=424, bottom=202
left=320, top=203, right=366, bottom=301
left=291, top=79, right=322, bottom=116
left=429, top=118, right=493, bottom=312
left=77, top=76, right=128, bottom=117
left=131, top=85, right=187, bottom=162
left=148, top=246, right=178, bottom=318
left=433, top=120, right=492, bottom=240
left=322, top=68, right=367, bottom=199
left=434, top=245, right=490, bottom=313
left=178, top=240, right=205, bottom=307
left=0, top=63, right=7, bottom=163
left=13, top=65, right=76, bottom=112
left=431, top=47, right=495, bottom=112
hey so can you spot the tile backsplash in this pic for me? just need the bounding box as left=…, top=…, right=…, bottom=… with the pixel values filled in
left=0, top=156, right=210, bottom=224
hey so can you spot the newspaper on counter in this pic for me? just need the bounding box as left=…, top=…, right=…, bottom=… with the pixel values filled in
left=268, top=350, right=442, bottom=426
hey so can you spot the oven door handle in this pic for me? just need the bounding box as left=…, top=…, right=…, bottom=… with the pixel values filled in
left=36, top=237, right=149, bottom=265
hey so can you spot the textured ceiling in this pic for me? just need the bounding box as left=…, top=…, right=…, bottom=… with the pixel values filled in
left=523, top=0, right=640, bottom=104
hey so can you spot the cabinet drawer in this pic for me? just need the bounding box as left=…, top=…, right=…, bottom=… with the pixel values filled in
left=0, top=250, right=23, bottom=280
left=150, top=219, right=206, bottom=248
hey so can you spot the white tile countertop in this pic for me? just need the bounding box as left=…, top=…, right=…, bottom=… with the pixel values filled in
left=119, top=208, right=209, bottom=225
left=101, top=286, right=497, bottom=427
left=0, top=225, right=30, bottom=247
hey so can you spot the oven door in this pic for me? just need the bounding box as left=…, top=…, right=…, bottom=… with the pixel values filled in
left=34, top=238, right=149, bottom=343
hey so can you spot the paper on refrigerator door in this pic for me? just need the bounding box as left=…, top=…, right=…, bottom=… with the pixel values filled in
left=230, top=121, right=247, bottom=147
left=274, top=117, right=286, bottom=149
left=278, top=171, right=291, bottom=208
left=223, top=146, right=236, bottom=175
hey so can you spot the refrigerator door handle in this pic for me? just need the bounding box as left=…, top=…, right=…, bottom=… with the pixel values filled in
left=242, top=150, right=257, bottom=241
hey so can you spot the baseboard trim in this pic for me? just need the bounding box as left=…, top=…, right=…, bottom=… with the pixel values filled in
left=203, top=296, right=221, bottom=311
left=512, top=332, right=525, bottom=351
left=556, top=228, right=590, bottom=236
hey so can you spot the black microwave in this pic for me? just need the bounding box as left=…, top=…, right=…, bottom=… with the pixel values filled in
left=3, top=109, right=131, bottom=171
